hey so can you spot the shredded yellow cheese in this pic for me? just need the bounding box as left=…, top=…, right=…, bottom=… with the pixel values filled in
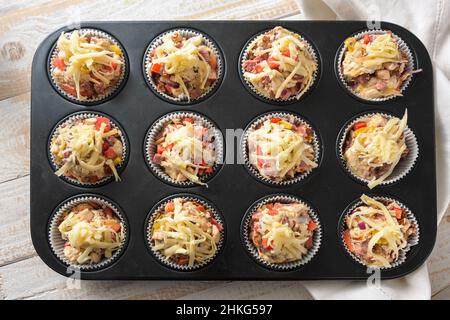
left=151, top=198, right=221, bottom=267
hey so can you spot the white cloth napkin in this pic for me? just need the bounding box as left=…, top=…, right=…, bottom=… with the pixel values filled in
left=292, top=0, right=450, bottom=300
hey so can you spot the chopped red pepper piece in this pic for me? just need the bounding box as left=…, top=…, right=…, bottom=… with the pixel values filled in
left=262, top=238, right=272, bottom=250
left=183, top=117, right=194, bottom=123
left=151, top=63, right=162, bottom=73
left=282, top=49, right=290, bottom=57
left=363, top=34, right=371, bottom=44
left=95, top=117, right=111, bottom=132
left=205, top=167, right=213, bottom=174
left=267, top=57, right=279, bottom=69
left=60, top=83, right=77, bottom=96
left=307, top=220, right=317, bottom=231
left=393, top=207, right=403, bottom=219
left=54, top=57, right=65, bottom=70
left=270, top=118, right=282, bottom=123
left=353, top=122, right=367, bottom=130
left=166, top=143, right=174, bottom=151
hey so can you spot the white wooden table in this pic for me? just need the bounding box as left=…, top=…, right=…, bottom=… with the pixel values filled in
left=0, top=0, right=448, bottom=300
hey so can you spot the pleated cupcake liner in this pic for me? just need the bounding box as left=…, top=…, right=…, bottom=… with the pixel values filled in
left=48, top=111, right=129, bottom=187
left=49, top=28, right=127, bottom=104
left=339, top=195, right=420, bottom=270
left=338, top=111, right=418, bottom=188
left=143, top=28, right=223, bottom=104
left=48, top=195, right=128, bottom=271
left=146, top=195, right=225, bottom=271
left=145, top=111, right=224, bottom=187
left=239, top=27, right=319, bottom=103
left=242, top=194, right=322, bottom=271
left=241, top=111, right=321, bottom=186
left=336, top=29, right=415, bottom=102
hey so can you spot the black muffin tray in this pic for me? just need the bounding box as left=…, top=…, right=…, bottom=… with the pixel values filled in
left=31, top=21, right=436, bottom=280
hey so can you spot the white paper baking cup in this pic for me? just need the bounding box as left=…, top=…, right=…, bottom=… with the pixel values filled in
left=48, top=112, right=128, bottom=187
left=242, top=112, right=321, bottom=186
left=336, top=29, right=415, bottom=102
left=338, top=111, right=418, bottom=188
left=340, top=195, right=420, bottom=269
left=242, top=194, right=322, bottom=271
left=144, top=28, right=223, bottom=104
left=146, top=195, right=225, bottom=271
left=145, top=111, right=224, bottom=187
left=49, top=28, right=127, bottom=104
left=239, top=26, right=319, bottom=103
left=48, top=195, right=128, bottom=271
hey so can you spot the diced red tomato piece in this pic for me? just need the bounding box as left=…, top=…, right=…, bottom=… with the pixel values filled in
left=255, top=64, right=264, bottom=73
left=307, top=220, right=317, bottom=231
left=353, top=122, right=367, bottom=130
left=151, top=63, right=162, bottom=73
left=95, top=117, right=111, bottom=132
left=165, top=201, right=175, bottom=212
left=102, top=141, right=110, bottom=152
left=262, top=238, right=272, bottom=250
left=54, top=57, right=65, bottom=70
left=270, top=118, right=282, bottom=123
left=103, top=147, right=117, bottom=159
left=157, top=145, right=165, bottom=154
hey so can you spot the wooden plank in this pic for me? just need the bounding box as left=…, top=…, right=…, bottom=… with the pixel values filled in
left=0, top=93, right=30, bottom=182
left=432, top=285, right=450, bottom=300
left=178, top=281, right=312, bottom=300
left=0, top=0, right=300, bottom=100
left=428, top=208, right=450, bottom=295
left=0, top=256, right=221, bottom=300
left=0, top=176, right=34, bottom=267
left=0, top=255, right=312, bottom=300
